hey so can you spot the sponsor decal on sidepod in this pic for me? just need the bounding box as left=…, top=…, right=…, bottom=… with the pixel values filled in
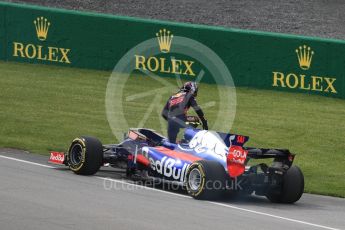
left=149, top=156, right=189, bottom=182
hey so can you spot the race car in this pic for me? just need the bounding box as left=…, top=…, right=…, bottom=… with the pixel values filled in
left=49, top=117, right=304, bottom=203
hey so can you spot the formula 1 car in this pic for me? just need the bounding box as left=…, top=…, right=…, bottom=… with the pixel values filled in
left=49, top=117, right=304, bottom=203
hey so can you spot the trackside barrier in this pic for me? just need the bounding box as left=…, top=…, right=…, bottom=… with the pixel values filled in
left=0, top=2, right=344, bottom=99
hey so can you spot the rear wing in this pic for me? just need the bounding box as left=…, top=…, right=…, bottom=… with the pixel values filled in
left=244, top=147, right=293, bottom=159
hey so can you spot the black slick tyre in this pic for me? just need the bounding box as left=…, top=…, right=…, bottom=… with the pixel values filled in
left=266, top=165, right=304, bottom=203
left=67, top=136, right=103, bottom=175
left=185, top=160, right=227, bottom=200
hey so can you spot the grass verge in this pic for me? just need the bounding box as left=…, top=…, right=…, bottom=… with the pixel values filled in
left=0, top=61, right=344, bottom=197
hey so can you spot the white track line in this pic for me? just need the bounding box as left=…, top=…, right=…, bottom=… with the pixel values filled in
left=96, top=176, right=191, bottom=199
left=0, top=154, right=341, bottom=230
left=0, top=155, right=56, bottom=169
left=208, top=202, right=340, bottom=230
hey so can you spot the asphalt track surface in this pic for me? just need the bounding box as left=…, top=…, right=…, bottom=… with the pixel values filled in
left=3, top=0, right=345, bottom=40
left=0, top=148, right=344, bottom=230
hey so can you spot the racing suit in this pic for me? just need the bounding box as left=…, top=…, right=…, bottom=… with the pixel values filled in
left=161, top=91, right=208, bottom=143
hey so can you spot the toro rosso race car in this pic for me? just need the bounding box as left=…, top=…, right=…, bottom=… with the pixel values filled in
left=49, top=117, right=304, bottom=203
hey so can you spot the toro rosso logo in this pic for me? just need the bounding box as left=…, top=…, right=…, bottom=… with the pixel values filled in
left=149, top=156, right=189, bottom=182
left=188, top=130, right=227, bottom=161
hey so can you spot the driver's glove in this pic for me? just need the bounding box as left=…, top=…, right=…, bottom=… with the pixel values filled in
left=201, top=119, right=208, bottom=130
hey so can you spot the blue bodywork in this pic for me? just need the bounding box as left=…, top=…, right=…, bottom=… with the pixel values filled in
left=143, top=128, right=249, bottom=182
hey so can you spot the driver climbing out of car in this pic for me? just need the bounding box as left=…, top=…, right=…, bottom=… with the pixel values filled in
left=161, top=81, right=208, bottom=143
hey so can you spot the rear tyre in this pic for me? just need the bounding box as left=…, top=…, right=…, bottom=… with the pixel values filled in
left=67, top=136, right=103, bottom=175
left=185, top=160, right=227, bottom=200
left=266, top=165, right=304, bottom=203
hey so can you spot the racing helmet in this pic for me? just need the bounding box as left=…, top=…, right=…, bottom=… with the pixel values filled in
left=181, top=81, right=198, bottom=96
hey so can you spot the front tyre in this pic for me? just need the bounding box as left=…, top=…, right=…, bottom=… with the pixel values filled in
left=185, top=160, right=227, bottom=200
left=67, top=136, right=103, bottom=175
left=266, top=165, right=304, bottom=203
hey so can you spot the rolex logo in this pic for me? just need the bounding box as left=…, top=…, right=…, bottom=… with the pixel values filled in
left=33, top=17, right=51, bottom=41
left=295, top=45, right=314, bottom=70
left=272, top=44, right=337, bottom=94
left=12, top=16, right=71, bottom=64
left=156, top=29, right=173, bottom=53
left=134, top=29, right=195, bottom=76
